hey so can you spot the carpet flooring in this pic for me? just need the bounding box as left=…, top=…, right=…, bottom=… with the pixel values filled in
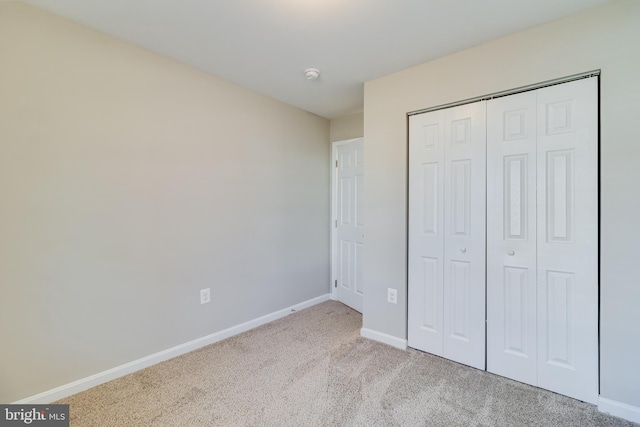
left=57, top=301, right=636, bottom=426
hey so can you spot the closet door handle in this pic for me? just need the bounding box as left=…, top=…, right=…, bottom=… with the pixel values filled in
left=507, top=250, right=515, bottom=256
left=460, top=247, right=467, bottom=253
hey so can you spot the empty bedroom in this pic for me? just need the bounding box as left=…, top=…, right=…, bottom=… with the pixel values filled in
left=1, top=0, right=639, bottom=425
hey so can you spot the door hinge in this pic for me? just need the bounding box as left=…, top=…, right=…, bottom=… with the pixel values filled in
left=335, top=219, right=337, bottom=227
left=335, top=160, right=338, bottom=167
left=334, top=280, right=337, bottom=288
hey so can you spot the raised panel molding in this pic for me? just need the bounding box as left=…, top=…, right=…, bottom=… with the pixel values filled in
left=422, top=123, right=439, bottom=149
left=340, top=177, right=352, bottom=226
left=355, top=146, right=363, bottom=167
left=546, top=100, right=574, bottom=135
left=546, top=270, right=574, bottom=368
left=504, top=109, right=527, bottom=141
left=504, top=155, right=528, bottom=240
left=546, top=150, right=574, bottom=243
left=451, top=118, right=471, bottom=146
left=421, top=163, right=438, bottom=235
left=421, top=257, right=439, bottom=331
left=340, top=240, right=351, bottom=290
left=451, top=160, right=470, bottom=236
left=355, top=243, right=364, bottom=296
left=355, top=175, right=364, bottom=226
left=450, top=260, right=470, bottom=341
left=339, top=152, right=348, bottom=169
left=504, top=267, right=529, bottom=357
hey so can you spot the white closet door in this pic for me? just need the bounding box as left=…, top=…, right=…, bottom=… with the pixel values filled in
left=411, top=77, right=597, bottom=401
left=408, top=109, right=445, bottom=356
left=536, top=78, right=598, bottom=404
left=442, top=102, right=486, bottom=369
left=487, top=91, right=538, bottom=385
left=487, top=77, right=598, bottom=403
left=409, top=102, right=486, bottom=370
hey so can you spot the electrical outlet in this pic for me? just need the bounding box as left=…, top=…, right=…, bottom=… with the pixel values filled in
left=200, top=288, right=211, bottom=304
left=387, top=288, right=397, bottom=304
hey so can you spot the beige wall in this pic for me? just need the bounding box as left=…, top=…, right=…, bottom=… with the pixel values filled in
left=0, top=2, right=330, bottom=402
left=364, top=0, right=640, bottom=408
left=330, top=112, right=364, bottom=143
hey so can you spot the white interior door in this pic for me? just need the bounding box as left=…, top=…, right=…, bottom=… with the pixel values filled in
left=487, top=77, right=598, bottom=403
left=535, top=78, right=598, bottom=403
left=487, top=90, right=538, bottom=386
left=335, top=138, right=364, bottom=312
left=409, top=101, right=486, bottom=370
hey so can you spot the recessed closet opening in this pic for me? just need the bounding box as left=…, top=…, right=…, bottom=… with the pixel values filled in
left=407, top=72, right=599, bottom=404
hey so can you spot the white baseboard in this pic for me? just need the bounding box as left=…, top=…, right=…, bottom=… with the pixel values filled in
left=13, top=293, right=330, bottom=404
left=598, top=396, right=640, bottom=423
left=360, top=328, right=408, bottom=350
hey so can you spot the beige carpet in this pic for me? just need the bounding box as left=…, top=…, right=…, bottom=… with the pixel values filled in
left=57, top=301, right=636, bottom=426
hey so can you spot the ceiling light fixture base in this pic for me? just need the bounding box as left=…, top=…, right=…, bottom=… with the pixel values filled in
left=304, top=68, right=320, bottom=80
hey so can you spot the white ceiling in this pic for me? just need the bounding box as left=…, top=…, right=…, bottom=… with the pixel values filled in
left=22, top=0, right=612, bottom=119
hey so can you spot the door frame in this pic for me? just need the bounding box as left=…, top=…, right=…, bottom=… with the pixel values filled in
left=330, top=137, right=364, bottom=302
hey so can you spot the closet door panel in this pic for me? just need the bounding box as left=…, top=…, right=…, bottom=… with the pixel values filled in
left=536, top=78, right=598, bottom=404
left=487, top=91, right=538, bottom=385
left=443, top=102, right=486, bottom=370
left=408, top=110, right=446, bottom=356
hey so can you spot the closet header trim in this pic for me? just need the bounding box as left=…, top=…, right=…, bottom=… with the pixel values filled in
left=407, top=70, right=600, bottom=116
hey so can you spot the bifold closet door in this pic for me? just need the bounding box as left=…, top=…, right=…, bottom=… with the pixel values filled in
left=536, top=78, right=598, bottom=403
left=486, top=90, right=538, bottom=386
left=487, top=77, right=598, bottom=403
left=408, top=101, right=486, bottom=370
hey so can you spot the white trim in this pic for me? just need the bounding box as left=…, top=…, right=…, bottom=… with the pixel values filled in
left=360, top=328, right=408, bottom=350
left=13, top=294, right=330, bottom=404
left=330, top=138, right=363, bottom=302
left=598, top=397, right=640, bottom=423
